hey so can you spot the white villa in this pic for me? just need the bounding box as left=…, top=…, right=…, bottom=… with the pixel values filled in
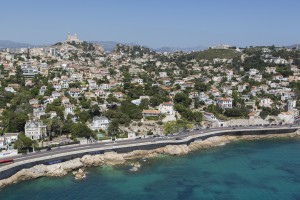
left=64, top=104, right=75, bottom=118
left=89, top=116, right=110, bottom=131
left=158, top=102, right=174, bottom=115
left=24, top=120, right=47, bottom=140
left=216, top=97, right=233, bottom=109
left=69, top=88, right=81, bottom=98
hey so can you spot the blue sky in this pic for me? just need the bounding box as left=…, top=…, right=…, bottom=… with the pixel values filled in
left=1, top=0, right=299, bottom=47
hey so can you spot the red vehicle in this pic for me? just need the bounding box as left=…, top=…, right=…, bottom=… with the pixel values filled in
left=0, top=159, right=14, bottom=165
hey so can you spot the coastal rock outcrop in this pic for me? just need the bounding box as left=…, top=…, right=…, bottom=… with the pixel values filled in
left=45, top=164, right=67, bottom=177
left=81, top=155, right=97, bottom=166
left=161, top=144, right=191, bottom=155
left=60, top=158, right=84, bottom=171
left=189, top=136, right=232, bottom=150
left=1, top=130, right=300, bottom=189
left=123, top=150, right=154, bottom=160
left=0, top=158, right=85, bottom=188
left=0, top=165, right=48, bottom=189
left=102, top=152, right=126, bottom=165
left=80, top=152, right=125, bottom=167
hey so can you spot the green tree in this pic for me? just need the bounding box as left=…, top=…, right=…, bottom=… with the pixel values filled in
left=77, top=110, right=90, bottom=123
left=224, top=108, right=244, bottom=117
left=109, top=68, right=117, bottom=77
left=163, top=120, right=192, bottom=134
left=48, top=117, right=63, bottom=136
left=70, top=123, right=94, bottom=139
left=107, top=94, right=119, bottom=103
left=14, top=133, right=33, bottom=151
left=194, top=98, right=200, bottom=109
left=46, top=101, right=64, bottom=120
left=30, top=87, right=39, bottom=96
left=107, top=119, right=120, bottom=137
left=44, top=85, right=55, bottom=96
left=2, top=111, right=29, bottom=132
left=194, top=81, right=208, bottom=92
left=61, top=119, right=74, bottom=135
left=259, top=107, right=280, bottom=119
left=163, top=121, right=177, bottom=134
left=243, top=54, right=267, bottom=72
left=120, top=101, right=142, bottom=120
left=150, top=96, right=162, bottom=107
left=139, top=98, right=150, bottom=110
left=15, top=66, right=25, bottom=86
left=89, top=104, right=100, bottom=117
left=80, top=98, right=91, bottom=109
left=174, top=93, right=191, bottom=107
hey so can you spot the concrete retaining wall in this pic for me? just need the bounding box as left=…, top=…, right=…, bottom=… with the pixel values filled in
left=0, top=128, right=297, bottom=180
left=113, top=128, right=296, bottom=153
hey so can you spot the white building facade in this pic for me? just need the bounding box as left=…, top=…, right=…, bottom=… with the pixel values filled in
left=158, top=102, right=174, bottom=115
left=24, top=120, right=47, bottom=140
left=89, top=116, right=110, bottom=131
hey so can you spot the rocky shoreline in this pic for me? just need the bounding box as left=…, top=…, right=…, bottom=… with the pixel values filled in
left=1, top=130, right=300, bottom=189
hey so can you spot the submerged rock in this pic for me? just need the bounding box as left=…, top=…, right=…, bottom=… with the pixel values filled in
left=74, top=168, right=86, bottom=180
left=129, top=162, right=141, bottom=172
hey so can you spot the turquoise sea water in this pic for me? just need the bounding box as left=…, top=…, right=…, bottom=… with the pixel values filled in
left=1, top=138, right=300, bottom=200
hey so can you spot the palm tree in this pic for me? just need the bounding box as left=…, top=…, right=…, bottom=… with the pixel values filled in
left=46, top=119, right=53, bottom=140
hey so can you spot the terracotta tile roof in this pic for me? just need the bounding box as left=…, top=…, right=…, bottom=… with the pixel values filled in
left=162, top=102, right=173, bottom=106
left=142, top=110, right=160, bottom=114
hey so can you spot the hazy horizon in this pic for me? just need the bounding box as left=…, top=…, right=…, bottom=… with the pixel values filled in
left=1, top=0, right=299, bottom=48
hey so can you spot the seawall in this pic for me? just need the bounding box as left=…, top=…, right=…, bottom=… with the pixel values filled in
left=0, top=127, right=298, bottom=182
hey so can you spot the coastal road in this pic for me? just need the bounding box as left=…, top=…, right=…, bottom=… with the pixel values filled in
left=2, top=125, right=299, bottom=165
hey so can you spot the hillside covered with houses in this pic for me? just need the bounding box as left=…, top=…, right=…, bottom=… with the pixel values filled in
left=0, top=33, right=300, bottom=154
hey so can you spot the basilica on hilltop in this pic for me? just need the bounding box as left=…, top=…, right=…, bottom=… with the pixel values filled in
left=65, top=32, right=82, bottom=44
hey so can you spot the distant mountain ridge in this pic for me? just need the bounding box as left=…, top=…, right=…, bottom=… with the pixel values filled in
left=0, top=40, right=34, bottom=49
left=0, top=39, right=207, bottom=52
left=285, top=44, right=300, bottom=49
left=2, top=39, right=298, bottom=52
left=153, top=45, right=207, bottom=52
